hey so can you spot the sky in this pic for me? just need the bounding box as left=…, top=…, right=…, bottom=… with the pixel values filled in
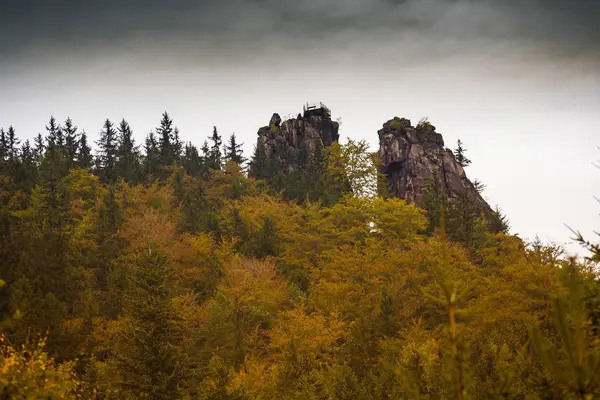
left=1, top=0, right=599, bottom=255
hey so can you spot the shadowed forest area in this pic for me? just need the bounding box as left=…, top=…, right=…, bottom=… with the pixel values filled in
left=0, top=112, right=599, bottom=399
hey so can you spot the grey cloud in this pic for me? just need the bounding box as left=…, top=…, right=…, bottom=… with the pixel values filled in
left=1, top=0, right=599, bottom=62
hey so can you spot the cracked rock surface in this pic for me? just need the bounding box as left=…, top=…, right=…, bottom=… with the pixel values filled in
left=377, top=117, right=492, bottom=215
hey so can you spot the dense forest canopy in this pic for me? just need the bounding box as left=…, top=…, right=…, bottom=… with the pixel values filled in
left=0, top=112, right=599, bottom=399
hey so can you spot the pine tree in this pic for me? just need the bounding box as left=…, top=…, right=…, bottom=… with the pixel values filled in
left=5, top=126, right=19, bottom=163
left=489, top=205, right=510, bottom=234
left=0, top=126, right=19, bottom=178
left=115, top=245, right=191, bottom=399
left=95, top=119, right=118, bottom=183
left=156, top=112, right=175, bottom=168
left=307, top=139, right=326, bottom=201
left=172, top=127, right=182, bottom=163
left=76, top=131, right=94, bottom=170
left=45, top=116, right=62, bottom=150
left=181, top=142, right=203, bottom=177
left=143, top=132, right=161, bottom=182
left=248, top=143, right=268, bottom=180
left=34, top=133, right=44, bottom=164
left=530, top=259, right=600, bottom=398
left=421, top=174, right=449, bottom=233
left=223, top=133, right=246, bottom=165
left=201, top=141, right=210, bottom=168
left=115, top=119, right=140, bottom=183
left=62, top=118, right=79, bottom=169
left=16, top=140, right=37, bottom=191
left=208, top=126, right=222, bottom=170
left=0, top=128, right=6, bottom=166
left=453, top=140, right=471, bottom=168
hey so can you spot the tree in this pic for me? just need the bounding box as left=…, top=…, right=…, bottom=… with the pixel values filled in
left=96, top=119, right=118, bottom=183
left=530, top=260, right=600, bottom=398
left=45, top=116, right=63, bottom=150
left=16, top=140, right=37, bottom=191
left=34, top=133, right=44, bottom=163
left=143, top=132, right=161, bottom=182
left=115, top=119, right=140, bottom=183
left=76, top=131, right=94, bottom=170
left=62, top=117, right=79, bottom=169
left=157, top=112, right=175, bottom=168
left=0, top=335, right=81, bottom=399
left=114, top=245, right=191, bottom=399
left=454, top=140, right=471, bottom=168
left=0, top=126, right=20, bottom=178
left=208, top=126, right=223, bottom=170
left=224, top=133, right=246, bottom=165
left=248, top=143, right=269, bottom=180
left=5, top=126, right=20, bottom=163
left=181, top=142, right=204, bottom=177
left=0, top=128, right=6, bottom=166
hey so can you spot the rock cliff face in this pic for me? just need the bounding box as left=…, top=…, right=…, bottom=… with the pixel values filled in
left=378, top=117, right=492, bottom=215
left=255, top=105, right=339, bottom=169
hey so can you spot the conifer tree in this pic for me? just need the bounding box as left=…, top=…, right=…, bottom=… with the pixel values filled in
left=530, top=259, right=600, bottom=398
left=143, top=132, right=160, bottom=182
left=33, top=133, right=44, bottom=164
left=5, top=126, right=19, bottom=163
left=114, top=245, right=191, bottom=399
left=115, top=119, right=140, bottom=183
left=248, top=143, right=268, bottom=180
left=96, top=119, right=118, bottom=183
left=76, top=131, right=94, bottom=170
left=16, top=140, right=37, bottom=191
left=0, top=128, right=6, bottom=165
left=454, top=140, right=471, bottom=168
left=307, top=139, right=326, bottom=201
left=45, top=116, right=63, bottom=150
left=207, top=126, right=223, bottom=170
left=421, top=174, right=449, bottom=233
left=181, top=142, right=203, bottom=177
left=0, top=127, right=19, bottom=178
left=172, top=127, right=182, bottom=163
left=62, top=118, right=79, bottom=169
left=156, top=112, right=175, bottom=168
left=224, top=133, right=246, bottom=165
left=489, top=205, right=510, bottom=234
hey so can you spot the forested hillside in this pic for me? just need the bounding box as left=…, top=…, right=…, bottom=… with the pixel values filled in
left=0, top=111, right=599, bottom=399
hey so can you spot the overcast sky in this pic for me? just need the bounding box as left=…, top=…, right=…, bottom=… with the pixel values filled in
left=1, top=0, right=599, bottom=255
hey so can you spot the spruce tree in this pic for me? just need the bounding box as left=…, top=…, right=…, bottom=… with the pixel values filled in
left=201, top=140, right=210, bottom=165
left=0, top=128, right=6, bottom=166
left=156, top=112, right=175, bottom=168
left=62, top=118, right=79, bottom=169
left=453, top=140, right=471, bottom=168
left=307, top=139, right=326, bottom=201
left=45, top=116, right=63, bottom=150
left=95, top=119, right=118, bottom=183
left=181, top=142, right=203, bottom=177
left=115, top=245, right=190, bottom=399
left=143, top=132, right=161, bottom=182
left=248, top=143, right=268, bottom=180
left=208, top=126, right=222, bottom=170
left=5, top=126, right=19, bottom=163
left=34, top=133, right=44, bottom=164
left=76, top=131, right=94, bottom=170
left=116, top=119, right=140, bottom=183
left=421, top=174, right=449, bottom=233
left=224, top=133, right=246, bottom=165
left=172, top=127, right=182, bottom=163
left=16, top=140, right=37, bottom=191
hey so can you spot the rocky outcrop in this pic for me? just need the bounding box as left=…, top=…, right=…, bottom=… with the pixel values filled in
left=255, top=104, right=339, bottom=170
left=378, top=117, right=492, bottom=215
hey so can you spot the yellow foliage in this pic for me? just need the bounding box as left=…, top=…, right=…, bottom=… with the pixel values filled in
left=0, top=335, right=81, bottom=399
